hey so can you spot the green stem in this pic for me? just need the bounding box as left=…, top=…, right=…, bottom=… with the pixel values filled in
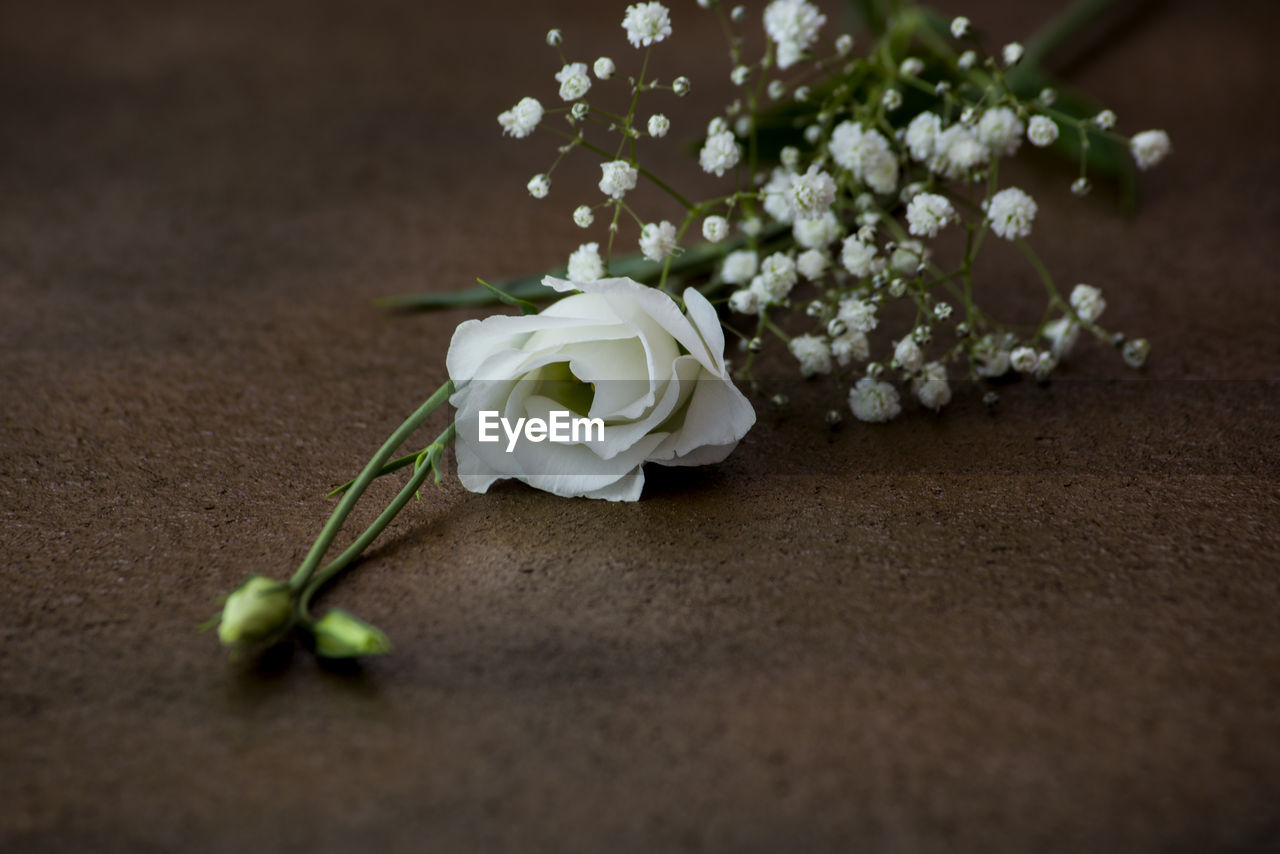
left=1013, top=237, right=1064, bottom=308
left=287, top=380, right=454, bottom=595
left=297, top=423, right=457, bottom=622
left=618, top=46, right=652, bottom=161
left=658, top=209, right=701, bottom=292
left=548, top=129, right=694, bottom=211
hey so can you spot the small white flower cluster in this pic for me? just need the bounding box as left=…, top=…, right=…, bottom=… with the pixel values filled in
left=763, top=0, right=827, bottom=70
left=599, top=160, right=638, bottom=200
left=639, top=221, right=678, bottom=262
left=699, top=130, right=741, bottom=177
left=492, top=3, right=1169, bottom=427
left=622, top=2, right=672, bottom=48
left=498, top=97, right=544, bottom=139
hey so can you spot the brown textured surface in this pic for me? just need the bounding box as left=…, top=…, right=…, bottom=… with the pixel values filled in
left=2, top=1, right=1278, bottom=851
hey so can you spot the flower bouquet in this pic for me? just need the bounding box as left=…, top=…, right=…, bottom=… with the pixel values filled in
left=211, top=0, right=1170, bottom=658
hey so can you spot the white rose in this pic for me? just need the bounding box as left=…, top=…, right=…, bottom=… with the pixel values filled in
left=446, top=276, right=756, bottom=501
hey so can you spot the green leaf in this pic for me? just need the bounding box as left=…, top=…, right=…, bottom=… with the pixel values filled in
left=372, top=231, right=786, bottom=313
left=476, top=277, right=538, bottom=315
left=372, top=276, right=551, bottom=311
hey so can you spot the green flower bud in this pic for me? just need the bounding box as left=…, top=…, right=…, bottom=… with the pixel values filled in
left=310, top=609, right=392, bottom=658
left=217, top=575, right=293, bottom=646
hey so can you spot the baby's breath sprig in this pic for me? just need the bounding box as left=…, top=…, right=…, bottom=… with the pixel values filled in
left=409, top=0, right=1169, bottom=423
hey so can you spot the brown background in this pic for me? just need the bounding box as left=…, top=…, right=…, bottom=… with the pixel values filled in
left=2, top=0, right=1278, bottom=851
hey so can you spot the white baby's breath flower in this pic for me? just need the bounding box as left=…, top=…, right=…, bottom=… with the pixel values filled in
left=950, top=16, right=969, bottom=38
left=894, top=335, right=924, bottom=372
left=672, top=76, right=691, bottom=96
left=890, top=239, right=929, bottom=275
left=835, top=34, right=854, bottom=56
left=836, top=296, right=878, bottom=333
left=555, top=63, right=591, bottom=101
left=789, top=334, right=833, bottom=377
left=573, top=205, right=594, bottom=228
left=752, top=252, right=798, bottom=304
left=1034, top=350, right=1057, bottom=380
left=788, top=165, right=837, bottom=221
left=497, top=97, right=544, bottom=139
left=728, top=288, right=759, bottom=315
left=931, top=124, right=989, bottom=178
left=899, top=57, right=924, bottom=77
left=527, top=173, right=551, bottom=199
left=702, top=215, right=729, bottom=242
left=731, top=65, right=750, bottom=86
left=546, top=29, right=563, bottom=47
left=793, top=211, right=840, bottom=249
left=1069, top=283, right=1106, bottom=322
left=978, top=107, right=1024, bottom=156
left=1094, top=109, right=1117, bottom=130
left=840, top=235, right=878, bottom=277
left=1010, top=346, right=1038, bottom=374
left=986, top=186, right=1037, bottom=240
left=862, top=144, right=900, bottom=196
left=707, top=117, right=728, bottom=136
left=1027, top=115, right=1059, bottom=147
left=830, top=121, right=899, bottom=195
left=796, top=248, right=828, bottom=280
left=1002, top=41, right=1024, bottom=65
left=568, top=242, right=605, bottom=282
left=721, top=249, right=758, bottom=284
left=1130, top=129, right=1171, bottom=170
left=648, top=114, right=670, bottom=137
left=762, top=167, right=796, bottom=225
left=768, top=79, right=787, bottom=100
left=594, top=57, right=615, bottom=80
left=957, top=50, right=976, bottom=70
left=764, top=0, right=827, bottom=70
left=913, top=361, right=951, bottom=410
left=1123, top=338, right=1151, bottom=368
left=740, top=216, right=762, bottom=236
left=1042, top=316, right=1079, bottom=358
left=906, top=192, right=955, bottom=238
left=849, top=377, right=901, bottom=423
left=639, top=221, right=678, bottom=262
left=832, top=332, right=869, bottom=366
left=622, top=2, right=673, bottom=48
left=699, top=130, right=741, bottom=177
left=905, top=111, right=941, bottom=162
left=972, top=337, right=1011, bottom=377
left=599, top=160, right=638, bottom=199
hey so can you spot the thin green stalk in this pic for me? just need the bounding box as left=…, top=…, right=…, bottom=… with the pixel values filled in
left=297, top=423, right=457, bottom=621
left=287, top=380, right=454, bottom=595
left=1014, top=238, right=1106, bottom=341
left=658, top=209, right=700, bottom=292
left=548, top=128, right=694, bottom=211
left=619, top=46, right=652, bottom=160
